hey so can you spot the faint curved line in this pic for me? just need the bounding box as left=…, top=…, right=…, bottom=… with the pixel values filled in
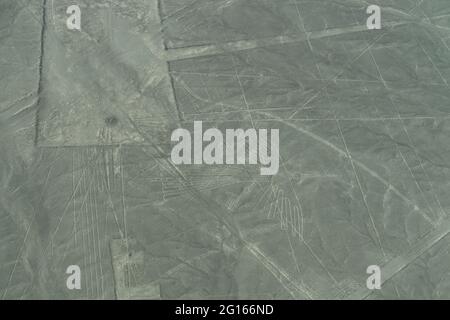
left=257, top=111, right=435, bottom=225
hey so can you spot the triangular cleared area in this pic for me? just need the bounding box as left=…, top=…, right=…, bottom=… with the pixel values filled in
left=37, top=0, right=178, bottom=147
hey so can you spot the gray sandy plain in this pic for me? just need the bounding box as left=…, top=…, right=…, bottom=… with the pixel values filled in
left=1, top=0, right=450, bottom=299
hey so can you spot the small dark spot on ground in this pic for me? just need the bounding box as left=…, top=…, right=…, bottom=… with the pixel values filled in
left=105, top=115, right=119, bottom=127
